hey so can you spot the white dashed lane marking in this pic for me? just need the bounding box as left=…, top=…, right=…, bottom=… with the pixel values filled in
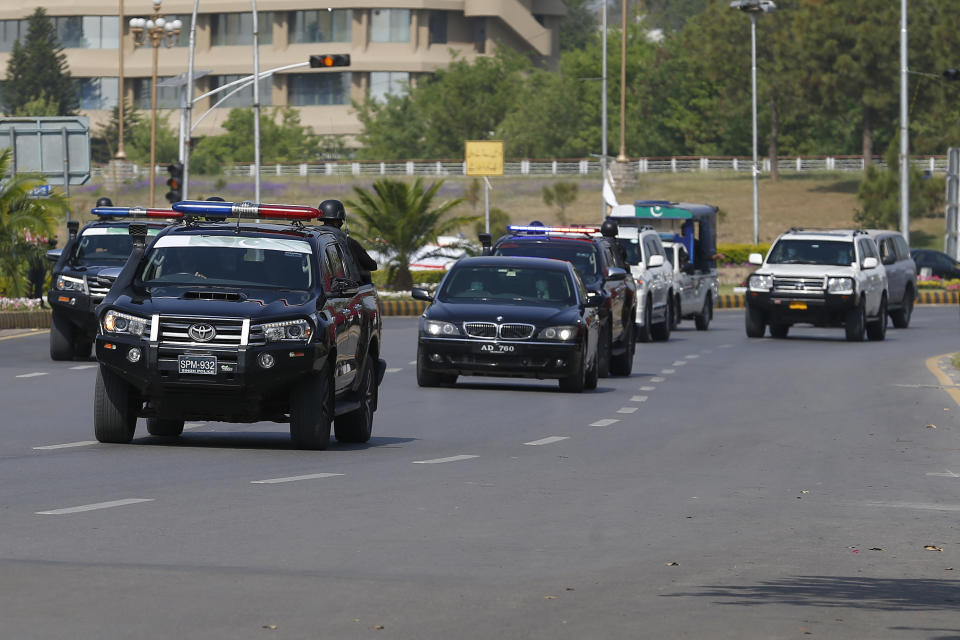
left=385, top=368, right=403, bottom=373
left=590, top=419, right=619, bottom=427
left=672, top=361, right=687, bottom=366
left=69, top=364, right=97, bottom=370
left=617, top=407, right=637, bottom=414
left=650, top=377, right=665, bottom=383
left=639, top=386, right=656, bottom=391
left=36, top=498, right=154, bottom=515
left=33, top=441, right=97, bottom=451
left=927, top=470, right=960, bottom=478
left=685, top=354, right=699, bottom=359
left=661, top=369, right=675, bottom=375
left=412, top=455, right=479, bottom=465
left=630, top=395, right=648, bottom=402
left=251, top=473, right=344, bottom=484
left=408, top=360, right=416, bottom=365
left=16, top=372, right=47, bottom=378
left=524, top=436, right=569, bottom=446
left=184, top=422, right=206, bottom=430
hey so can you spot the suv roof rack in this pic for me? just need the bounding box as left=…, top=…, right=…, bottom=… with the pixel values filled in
left=786, top=226, right=868, bottom=236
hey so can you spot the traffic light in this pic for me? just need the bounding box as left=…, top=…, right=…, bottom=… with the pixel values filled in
left=309, top=54, right=350, bottom=68
left=945, top=69, right=960, bottom=81
left=165, top=162, right=183, bottom=204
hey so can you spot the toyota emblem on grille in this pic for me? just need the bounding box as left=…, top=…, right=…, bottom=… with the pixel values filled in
left=188, top=323, right=216, bottom=342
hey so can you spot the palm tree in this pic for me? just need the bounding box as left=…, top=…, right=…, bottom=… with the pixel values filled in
left=0, top=148, right=68, bottom=297
left=346, top=178, right=475, bottom=290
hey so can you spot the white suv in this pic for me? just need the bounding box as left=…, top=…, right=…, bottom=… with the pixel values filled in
left=745, top=228, right=889, bottom=341
left=614, top=224, right=675, bottom=342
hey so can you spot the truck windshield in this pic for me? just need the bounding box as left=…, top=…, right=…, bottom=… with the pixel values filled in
left=73, top=228, right=160, bottom=263
left=494, top=242, right=599, bottom=280
left=767, top=239, right=855, bottom=267
left=140, top=235, right=313, bottom=290
left=438, top=265, right=576, bottom=306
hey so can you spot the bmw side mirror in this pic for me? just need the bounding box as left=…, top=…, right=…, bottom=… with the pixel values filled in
left=748, top=253, right=764, bottom=266
left=606, top=266, right=628, bottom=280
left=46, top=248, right=62, bottom=263
left=862, top=257, right=879, bottom=269
left=412, top=287, right=434, bottom=302
left=647, top=255, right=665, bottom=268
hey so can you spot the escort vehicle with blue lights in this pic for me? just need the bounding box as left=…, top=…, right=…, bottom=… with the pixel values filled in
left=744, top=228, right=888, bottom=341
left=412, top=256, right=600, bottom=392
left=93, top=200, right=385, bottom=450
left=607, top=200, right=719, bottom=336
left=46, top=208, right=177, bottom=361
left=485, top=223, right=636, bottom=378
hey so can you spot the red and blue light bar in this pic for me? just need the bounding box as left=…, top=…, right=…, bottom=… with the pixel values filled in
left=172, top=200, right=321, bottom=220
left=508, top=225, right=600, bottom=235
left=92, top=206, right=183, bottom=219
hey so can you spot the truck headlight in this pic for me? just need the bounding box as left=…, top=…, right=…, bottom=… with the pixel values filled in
left=421, top=319, right=459, bottom=336
left=538, top=325, right=578, bottom=341
left=102, top=309, right=149, bottom=337
left=258, top=319, right=312, bottom=342
left=57, top=274, right=87, bottom=293
left=748, top=274, right=773, bottom=292
left=827, top=277, right=855, bottom=294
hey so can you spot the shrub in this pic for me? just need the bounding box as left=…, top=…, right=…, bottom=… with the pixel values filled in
left=716, top=243, right=770, bottom=265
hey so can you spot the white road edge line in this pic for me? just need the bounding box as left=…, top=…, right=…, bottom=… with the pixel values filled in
left=927, top=470, right=960, bottom=478
left=590, top=418, right=619, bottom=427
left=524, top=436, right=569, bottom=446
left=412, top=455, right=479, bottom=464
left=33, top=441, right=98, bottom=450
left=251, top=473, right=344, bottom=484
left=16, top=372, right=47, bottom=378
left=862, top=501, right=960, bottom=512
left=36, top=498, right=154, bottom=515
left=617, top=407, right=638, bottom=414
left=69, top=364, right=98, bottom=370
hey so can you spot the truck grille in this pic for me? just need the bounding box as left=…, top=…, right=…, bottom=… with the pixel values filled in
left=157, top=316, right=248, bottom=348
left=773, top=277, right=824, bottom=292
left=88, top=276, right=115, bottom=302
left=463, top=322, right=535, bottom=340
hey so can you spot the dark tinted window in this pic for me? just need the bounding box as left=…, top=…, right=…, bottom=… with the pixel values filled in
left=494, top=242, right=599, bottom=280
left=141, top=244, right=312, bottom=289
left=438, top=265, right=576, bottom=306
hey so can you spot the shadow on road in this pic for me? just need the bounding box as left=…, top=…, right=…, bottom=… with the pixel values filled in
left=663, top=575, right=960, bottom=612
left=136, top=433, right=416, bottom=451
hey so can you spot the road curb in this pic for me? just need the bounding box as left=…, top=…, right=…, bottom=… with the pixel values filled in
left=925, top=353, right=960, bottom=408
left=0, top=310, right=51, bottom=330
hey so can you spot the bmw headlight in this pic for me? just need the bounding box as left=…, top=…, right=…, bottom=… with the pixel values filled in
left=421, top=319, right=459, bottom=336
left=259, top=319, right=313, bottom=342
left=748, top=274, right=773, bottom=292
left=538, top=325, right=578, bottom=341
left=57, top=274, right=87, bottom=293
left=827, top=277, right=855, bottom=294
left=102, top=309, right=149, bottom=337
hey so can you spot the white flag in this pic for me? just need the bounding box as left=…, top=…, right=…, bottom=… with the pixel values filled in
left=602, top=170, right=619, bottom=208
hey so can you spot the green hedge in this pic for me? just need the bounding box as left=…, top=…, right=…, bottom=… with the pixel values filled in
left=372, top=269, right=447, bottom=289
left=716, top=243, right=770, bottom=265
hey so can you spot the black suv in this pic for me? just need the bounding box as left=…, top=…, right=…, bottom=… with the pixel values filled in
left=93, top=201, right=385, bottom=450
left=47, top=215, right=170, bottom=360
left=487, top=223, right=637, bottom=377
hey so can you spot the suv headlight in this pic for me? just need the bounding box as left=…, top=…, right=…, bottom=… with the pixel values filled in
left=748, top=274, right=773, bottom=292
left=258, top=319, right=313, bottom=342
left=57, top=274, right=87, bottom=293
left=102, top=309, right=149, bottom=337
left=421, top=319, right=459, bottom=336
left=538, top=325, right=578, bottom=341
left=827, top=277, right=855, bottom=294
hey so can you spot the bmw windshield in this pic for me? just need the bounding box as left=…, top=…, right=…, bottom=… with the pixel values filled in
left=438, top=265, right=577, bottom=306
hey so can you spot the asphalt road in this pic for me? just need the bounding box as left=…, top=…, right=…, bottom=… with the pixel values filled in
left=1, top=307, right=959, bottom=639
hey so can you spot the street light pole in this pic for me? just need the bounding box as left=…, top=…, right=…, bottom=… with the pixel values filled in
left=601, top=0, right=608, bottom=221
left=617, top=0, right=628, bottom=163
left=129, top=0, right=181, bottom=207
left=899, top=0, right=909, bottom=244
left=116, top=0, right=126, bottom=160
left=730, top=0, right=775, bottom=246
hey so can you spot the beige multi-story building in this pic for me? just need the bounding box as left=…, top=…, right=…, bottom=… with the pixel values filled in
left=0, top=0, right=565, bottom=143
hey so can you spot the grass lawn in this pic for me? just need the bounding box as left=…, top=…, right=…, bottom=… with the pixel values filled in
left=69, top=170, right=946, bottom=249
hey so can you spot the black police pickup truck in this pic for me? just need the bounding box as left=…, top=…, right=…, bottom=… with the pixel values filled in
left=487, top=222, right=637, bottom=377
left=92, top=200, right=385, bottom=450
left=47, top=215, right=170, bottom=360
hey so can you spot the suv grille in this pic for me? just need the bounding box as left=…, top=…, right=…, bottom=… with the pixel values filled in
left=158, top=316, right=248, bottom=348
left=773, top=277, right=824, bottom=292
left=463, top=322, right=535, bottom=340
left=88, top=276, right=115, bottom=302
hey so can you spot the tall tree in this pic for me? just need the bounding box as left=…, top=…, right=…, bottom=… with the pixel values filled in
left=2, top=8, right=78, bottom=116
left=559, top=0, right=598, bottom=52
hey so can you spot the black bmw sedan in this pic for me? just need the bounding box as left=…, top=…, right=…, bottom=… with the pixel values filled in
left=412, top=256, right=602, bottom=392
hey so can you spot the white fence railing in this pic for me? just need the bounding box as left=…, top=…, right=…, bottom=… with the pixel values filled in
left=92, top=156, right=951, bottom=179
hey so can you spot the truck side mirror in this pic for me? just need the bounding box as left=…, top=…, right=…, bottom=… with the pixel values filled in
left=748, top=253, right=764, bottom=266
left=647, top=255, right=665, bottom=268
left=46, top=248, right=63, bottom=263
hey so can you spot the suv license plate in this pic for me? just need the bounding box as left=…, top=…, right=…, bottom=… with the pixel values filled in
left=789, top=302, right=807, bottom=310
left=477, top=343, right=515, bottom=354
left=179, top=355, right=217, bottom=375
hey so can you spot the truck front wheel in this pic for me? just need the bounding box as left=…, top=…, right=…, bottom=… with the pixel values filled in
left=290, top=364, right=334, bottom=450
left=94, top=366, right=139, bottom=443
left=745, top=305, right=765, bottom=338
left=695, top=294, right=713, bottom=331
left=50, top=311, right=75, bottom=361
left=335, top=354, right=377, bottom=443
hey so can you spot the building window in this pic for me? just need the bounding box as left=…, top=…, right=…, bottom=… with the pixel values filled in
left=290, top=10, right=351, bottom=43
left=166, top=15, right=192, bottom=47
left=55, top=16, right=119, bottom=49
left=473, top=18, right=486, bottom=54
left=369, top=72, right=408, bottom=103
left=133, top=77, right=180, bottom=109
left=0, top=19, right=26, bottom=53
left=428, top=12, right=447, bottom=45
left=210, top=74, right=274, bottom=108
left=77, top=77, right=118, bottom=110
left=370, top=9, right=409, bottom=43
left=289, top=73, right=351, bottom=106
left=211, top=12, right=273, bottom=46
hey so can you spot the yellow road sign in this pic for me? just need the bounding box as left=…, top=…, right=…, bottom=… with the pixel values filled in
left=465, top=141, right=504, bottom=176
